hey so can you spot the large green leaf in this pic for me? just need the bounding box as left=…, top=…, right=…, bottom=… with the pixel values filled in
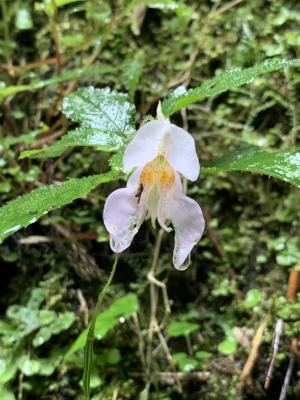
left=66, top=293, right=139, bottom=357
left=21, top=87, right=136, bottom=159
left=161, top=58, right=300, bottom=116
left=202, top=147, right=300, bottom=188
left=0, top=171, right=117, bottom=243
left=0, top=65, right=114, bottom=103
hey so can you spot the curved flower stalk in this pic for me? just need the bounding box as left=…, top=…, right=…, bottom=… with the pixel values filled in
left=103, top=119, right=205, bottom=270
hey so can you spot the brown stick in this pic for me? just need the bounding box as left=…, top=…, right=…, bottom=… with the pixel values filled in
left=279, top=357, right=295, bottom=400
left=287, top=266, right=300, bottom=360
left=238, top=320, right=268, bottom=385
left=0, top=57, right=58, bottom=74
left=287, top=266, right=298, bottom=302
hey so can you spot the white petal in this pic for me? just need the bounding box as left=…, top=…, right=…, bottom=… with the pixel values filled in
left=168, top=182, right=205, bottom=270
left=157, top=189, right=173, bottom=233
left=165, top=124, right=200, bottom=181
left=103, top=188, right=146, bottom=253
left=126, top=167, right=142, bottom=190
left=157, top=172, right=182, bottom=232
left=123, top=120, right=170, bottom=172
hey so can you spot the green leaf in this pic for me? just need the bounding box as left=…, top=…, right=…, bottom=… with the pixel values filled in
left=218, top=337, right=237, bottom=355
left=63, top=87, right=135, bottom=138
left=6, top=305, right=40, bottom=335
left=161, top=58, right=300, bottom=116
left=21, top=87, right=135, bottom=159
left=105, top=348, right=121, bottom=365
left=95, top=348, right=121, bottom=366
left=109, top=149, right=125, bottom=172
left=243, top=289, right=262, bottom=309
left=66, top=293, right=139, bottom=357
left=195, top=351, right=213, bottom=360
left=0, top=182, right=11, bottom=193
left=202, top=147, right=300, bottom=188
left=122, top=50, right=145, bottom=99
left=4, top=128, right=44, bottom=147
left=167, top=321, right=199, bottom=337
left=172, top=352, right=198, bottom=372
left=0, top=65, right=114, bottom=103
left=18, top=353, right=62, bottom=377
left=0, top=356, right=19, bottom=384
left=42, top=0, right=84, bottom=15
left=33, top=311, right=76, bottom=347
left=0, top=171, right=116, bottom=244
left=18, top=357, right=40, bottom=376
left=0, top=386, right=16, bottom=400
left=15, top=5, right=33, bottom=30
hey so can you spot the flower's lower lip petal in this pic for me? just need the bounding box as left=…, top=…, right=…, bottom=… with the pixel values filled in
left=168, top=194, right=205, bottom=270
left=103, top=187, right=146, bottom=253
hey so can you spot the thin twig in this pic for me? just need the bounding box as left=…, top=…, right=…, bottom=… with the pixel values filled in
left=154, top=320, right=183, bottom=393
left=185, top=334, right=193, bottom=356
left=112, top=388, right=119, bottom=400
left=0, top=57, right=57, bottom=74
left=18, top=371, right=24, bottom=400
left=32, top=126, right=68, bottom=147
left=145, top=229, right=182, bottom=392
left=131, top=313, right=147, bottom=370
left=238, top=320, right=268, bottom=385
left=19, top=235, right=51, bottom=244
left=50, top=0, right=62, bottom=75
left=77, top=289, right=89, bottom=327
left=146, top=229, right=165, bottom=375
left=279, top=357, right=295, bottom=400
left=264, top=319, right=284, bottom=390
left=147, top=271, right=170, bottom=314
left=209, top=0, right=244, bottom=18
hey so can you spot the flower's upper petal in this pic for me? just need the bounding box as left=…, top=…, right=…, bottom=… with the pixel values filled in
left=165, top=124, right=200, bottom=181
left=123, top=120, right=170, bottom=172
left=166, top=176, right=205, bottom=269
left=103, top=187, right=146, bottom=253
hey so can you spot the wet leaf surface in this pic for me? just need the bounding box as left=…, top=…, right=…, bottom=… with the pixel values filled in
left=203, top=146, right=300, bottom=188
left=0, top=171, right=117, bottom=243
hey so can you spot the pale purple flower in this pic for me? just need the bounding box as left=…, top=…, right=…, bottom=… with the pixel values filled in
left=103, top=119, right=205, bottom=270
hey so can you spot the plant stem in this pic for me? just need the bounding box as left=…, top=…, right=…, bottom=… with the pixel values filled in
left=83, top=254, right=119, bottom=400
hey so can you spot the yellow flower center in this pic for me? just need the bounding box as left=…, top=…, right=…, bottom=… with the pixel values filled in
left=140, top=155, right=175, bottom=189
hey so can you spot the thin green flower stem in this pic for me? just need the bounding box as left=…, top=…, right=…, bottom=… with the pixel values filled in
left=83, top=254, right=119, bottom=400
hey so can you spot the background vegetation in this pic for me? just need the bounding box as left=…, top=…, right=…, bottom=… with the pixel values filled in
left=0, top=1, right=300, bottom=399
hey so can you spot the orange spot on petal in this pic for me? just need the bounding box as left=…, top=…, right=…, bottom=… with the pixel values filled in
left=140, top=155, right=175, bottom=189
